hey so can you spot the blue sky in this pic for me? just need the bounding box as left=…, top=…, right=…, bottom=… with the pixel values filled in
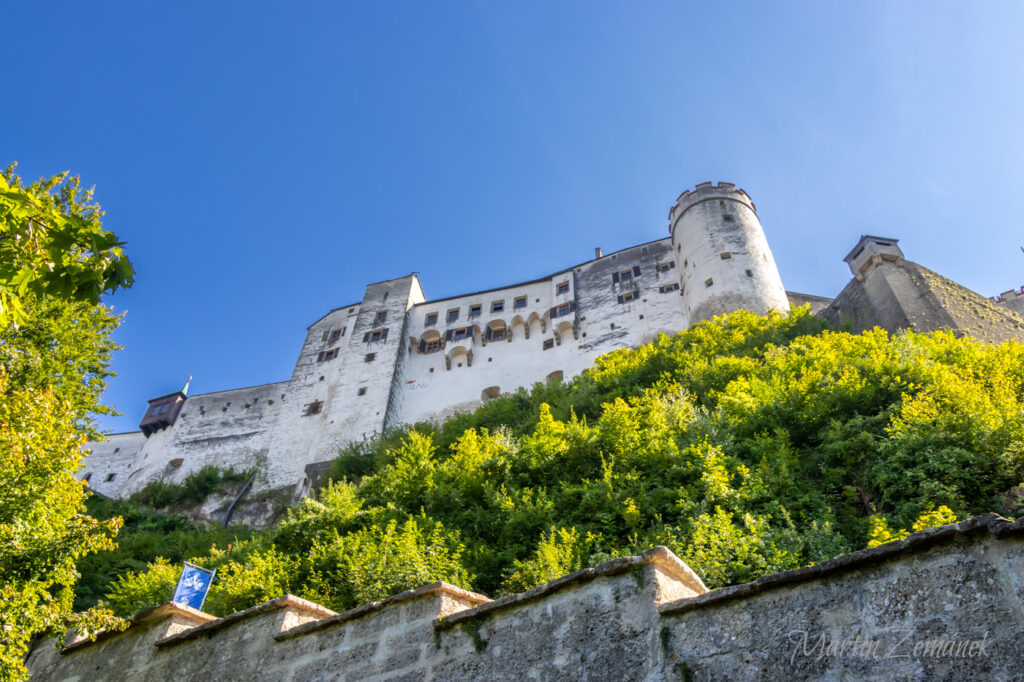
left=4, top=2, right=1024, bottom=433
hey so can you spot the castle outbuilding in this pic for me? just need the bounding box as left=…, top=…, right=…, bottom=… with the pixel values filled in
left=82, top=183, right=1024, bottom=519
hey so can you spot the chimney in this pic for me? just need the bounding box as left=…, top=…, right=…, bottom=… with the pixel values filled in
left=595, top=247, right=603, bottom=259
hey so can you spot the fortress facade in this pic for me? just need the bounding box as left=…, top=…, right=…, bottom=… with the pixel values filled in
left=81, top=182, right=1024, bottom=512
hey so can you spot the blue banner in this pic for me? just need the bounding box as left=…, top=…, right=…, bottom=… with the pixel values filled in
left=172, top=562, right=215, bottom=610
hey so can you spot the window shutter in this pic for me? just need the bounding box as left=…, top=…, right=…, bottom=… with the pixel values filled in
left=485, top=327, right=492, bottom=341
left=362, top=332, right=370, bottom=343
left=669, top=261, right=675, bottom=268
left=633, top=265, right=641, bottom=277
left=321, top=331, right=329, bottom=342
left=445, top=329, right=453, bottom=342
left=381, top=328, right=389, bottom=342
left=569, top=300, right=576, bottom=312
left=549, top=306, right=558, bottom=319
left=317, top=351, right=324, bottom=362
left=418, top=339, right=426, bottom=353
left=617, top=294, right=625, bottom=304
left=612, top=272, right=620, bottom=284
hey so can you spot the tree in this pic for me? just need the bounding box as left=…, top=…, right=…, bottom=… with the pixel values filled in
left=0, top=164, right=132, bottom=680
left=0, top=163, right=133, bottom=326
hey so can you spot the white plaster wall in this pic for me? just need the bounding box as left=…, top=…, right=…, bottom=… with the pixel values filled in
left=79, top=432, right=147, bottom=498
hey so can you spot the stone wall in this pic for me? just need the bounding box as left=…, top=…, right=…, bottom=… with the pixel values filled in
left=28, top=514, right=1024, bottom=680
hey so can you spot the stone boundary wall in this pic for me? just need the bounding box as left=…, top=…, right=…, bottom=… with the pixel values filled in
left=27, top=515, right=1024, bottom=680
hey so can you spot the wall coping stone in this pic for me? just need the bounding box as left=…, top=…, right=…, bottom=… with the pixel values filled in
left=276, top=581, right=491, bottom=641
left=659, top=513, right=1024, bottom=616
left=62, top=602, right=215, bottom=655
left=156, top=594, right=336, bottom=648
left=436, top=546, right=694, bottom=631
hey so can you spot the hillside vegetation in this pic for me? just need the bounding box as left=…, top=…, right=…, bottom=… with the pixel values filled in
left=92, top=308, right=1024, bottom=617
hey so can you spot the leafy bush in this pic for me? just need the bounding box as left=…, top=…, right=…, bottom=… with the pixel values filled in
left=129, top=466, right=251, bottom=509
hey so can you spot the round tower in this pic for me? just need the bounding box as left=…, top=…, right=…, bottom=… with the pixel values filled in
left=669, top=182, right=789, bottom=324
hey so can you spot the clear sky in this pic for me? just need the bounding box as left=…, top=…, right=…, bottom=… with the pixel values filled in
left=4, top=2, right=1024, bottom=433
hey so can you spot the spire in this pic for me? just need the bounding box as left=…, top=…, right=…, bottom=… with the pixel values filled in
left=181, top=375, right=193, bottom=396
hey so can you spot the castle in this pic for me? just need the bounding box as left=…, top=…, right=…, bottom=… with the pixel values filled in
left=81, top=182, right=1024, bottom=516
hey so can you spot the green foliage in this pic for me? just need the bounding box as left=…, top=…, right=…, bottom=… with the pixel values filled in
left=0, top=163, right=133, bottom=326
left=0, top=165, right=131, bottom=680
left=129, top=466, right=252, bottom=510
left=96, top=307, right=1024, bottom=623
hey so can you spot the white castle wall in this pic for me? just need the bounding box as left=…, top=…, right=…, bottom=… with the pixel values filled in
left=85, top=183, right=795, bottom=501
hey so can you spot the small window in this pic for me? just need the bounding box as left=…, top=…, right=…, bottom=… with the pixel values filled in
left=613, top=266, right=641, bottom=284
left=304, top=400, right=323, bottom=416
left=423, top=339, right=440, bottom=353
left=618, top=291, right=638, bottom=304
left=330, top=328, right=345, bottom=343
left=357, top=387, right=367, bottom=396
left=723, top=214, right=734, bottom=222
left=375, top=310, right=388, bottom=323
left=365, top=353, right=375, bottom=362
left=425, top=312, right=438, bottom=326
left=105, top=473, right=116, bottom=482
left=113, top=447, right=120, bottom=454
left=659, top=282, right=680, bottom=293
left=556, top=281, right=569, bottom=295
left=469, top=304, right=482, bottom=317
left=556, top=302, right=571, bottom=317
left=720, top=252, right=731, bottom=260
left=317, top=348, right=339, bottom=362
left=705, top=278, right=714, bottom=287
left=491, top=300, right=504, bottom=313
left=657, top=261, right=675, bottom=273
left=641, top=246, right=648, bottom=253
left=453, top=327, right=471, bottom=341
left=159, top=403, right=170, bottom=414
left=490, top=328, right=505, bottom=341
left=745, top=269, right=753, bottom=277
left=618, top=269, right=633, bottom=282
left=447, top=308, right=460, bottom=322
left=368, top=329, right=385, bottom=342
left=514, top=296, right=527, bottom=309
left=543, top=339, right=554, bottom=350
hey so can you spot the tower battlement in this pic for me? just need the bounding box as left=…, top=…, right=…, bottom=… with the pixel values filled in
left=668, top=181, right=755, bottom=227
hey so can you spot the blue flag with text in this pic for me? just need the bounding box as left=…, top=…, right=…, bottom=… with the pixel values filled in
left=172, top=562, right=215, bottom=610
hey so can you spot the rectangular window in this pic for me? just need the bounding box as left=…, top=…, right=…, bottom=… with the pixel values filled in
left=452, top=326, right=471, bottom=341
left=659, top=282, right=680, bottom=293
left=304, top=400, right=323, bottom=416
left=490, top=328, right=505, bottom=341
left=329, top=328, right=345, bottom=344
left=375, top=310, right=388, bottom=323
left=720, top=252, right=731, bottom=260
left=363, top=327, right=388, bottom=343
left=317, top=348, right=339, bottom=362
left=491, top=300, right=504, bottom=313
left=514, top=296, right=527, bottom=309
left=357, top=387, right=367, bottom=396
left=617, top=291, right=638, bottom=304
left=613, top=265, right=641, bottom=284
left=556, top=302, right=571, bottom=317
left=423, top=339, right=440, bottom=353
left=705, top=278, right=714, bottom=287
left=657, top=261, right=675, bottom=273
left=447, top=308, right=460, bottom=322
left=105, top=473, right=116, bottom=482
left=364, top=353, right=375, bottom=362
left=425, top=312, right=438, bottom=326
left=543, top=339, right=554, bottom=350
left=469, top=304, right=482, bottom=317
left=556, top=281, right=569, bottom=295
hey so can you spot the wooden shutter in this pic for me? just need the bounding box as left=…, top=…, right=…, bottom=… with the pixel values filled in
left=381, top=328, right=389, bottom=342
left=549, top=306, right=558, bottom=319
left=316, top=351, right=324, bottom=362
left=612, top=271, right=620, bottom=284
left=418, top=339, right=426, bottom=353
left=568, top=300, right=576, bottom=313
left=633, top=265, right=641, bottom=277
left=362, top=332, right=370, bottom=342
left=485, top=327, right=492, bottom=341
left=445, top=329, right=453, bottom=342
left=669, top=261, right=675, bottom=269
left=617, top=294, right=625, bottom=304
